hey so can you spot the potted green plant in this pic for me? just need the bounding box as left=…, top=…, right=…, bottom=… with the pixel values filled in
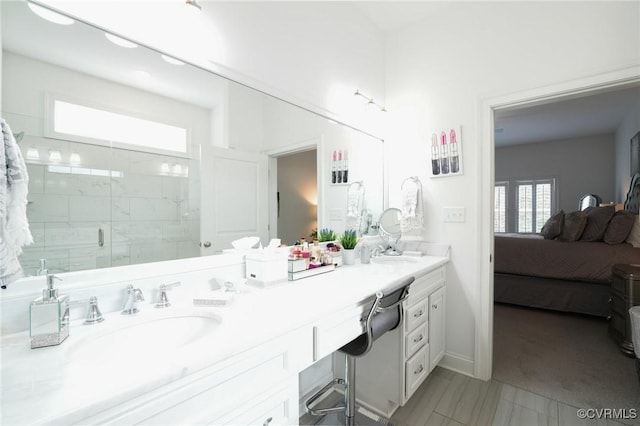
left=318, top=228, right=337, bottom=243
left=339, top=229, right=359, bottom=265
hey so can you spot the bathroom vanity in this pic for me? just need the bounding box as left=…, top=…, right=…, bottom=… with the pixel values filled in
left=0, top=251, right=448, bottom=425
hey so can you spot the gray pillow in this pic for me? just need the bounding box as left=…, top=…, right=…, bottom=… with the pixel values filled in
left=540, top=210, right=564, bottom=239
left=559, top=211, right=587, bottom=242
left=604, top=210, right=636, bottom=244
left=580, top=205, right=615, bottom=242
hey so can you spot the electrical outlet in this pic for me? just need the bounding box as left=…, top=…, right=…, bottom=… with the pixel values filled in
left=443, top=207, right=465, bottom=223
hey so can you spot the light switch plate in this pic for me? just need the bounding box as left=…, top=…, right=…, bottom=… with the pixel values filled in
left=443, top=207, right=465, bottom=223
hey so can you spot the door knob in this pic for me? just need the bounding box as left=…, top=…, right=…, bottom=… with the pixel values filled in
left=202, top=241, right=212, bottom=248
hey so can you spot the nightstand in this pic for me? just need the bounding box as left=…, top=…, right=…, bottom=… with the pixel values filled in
left=609, top=264, right=640, bottom=357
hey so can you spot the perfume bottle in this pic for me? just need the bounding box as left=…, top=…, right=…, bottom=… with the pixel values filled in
left=30, top=273, right=70, bottom=349
left=431, top=133, right=440, bottom=175
left=440, top=131, right=450, bottom=175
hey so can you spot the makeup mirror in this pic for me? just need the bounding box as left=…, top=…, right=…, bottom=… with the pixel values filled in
left=378, top=208, right=403, bottom=255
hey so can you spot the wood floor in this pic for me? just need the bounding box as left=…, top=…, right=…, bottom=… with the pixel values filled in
left=390, top=366, right=632, bottom=426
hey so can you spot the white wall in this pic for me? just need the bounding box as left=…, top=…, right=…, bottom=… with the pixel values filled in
left=38, top=1, right=387, bottom=135
left=615, top=102, right=640, bottom=202
left=384, top=1, right=640, bottom=374
left=496, top=134, right=616, bottom=216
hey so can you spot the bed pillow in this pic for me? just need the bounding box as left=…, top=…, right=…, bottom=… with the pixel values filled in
left=540, top=210, right=564, bottom=239
left=604, top=210, right=636, bottom=244
left=623, top=212, right=640, bottom=247
left=580, top=205, right=615, bottom=242
left=558, top=211, right=587, bottom=242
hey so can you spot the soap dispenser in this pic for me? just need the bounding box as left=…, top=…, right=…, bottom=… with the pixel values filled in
left=29, top=271, right=70, bottom=349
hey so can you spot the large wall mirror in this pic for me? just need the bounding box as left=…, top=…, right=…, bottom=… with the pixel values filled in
left=1, top=1, right=385, bottom=276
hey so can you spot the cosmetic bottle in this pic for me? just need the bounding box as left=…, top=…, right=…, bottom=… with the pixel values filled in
left=450, top=129, right=459, bottom=173
left=30, top=273, right=70, bottom=349
left=337, top=150, right=343, bottom=183
left=431, top=133, right=440, bottom=175
left=440, top=131, right=450, bottom=174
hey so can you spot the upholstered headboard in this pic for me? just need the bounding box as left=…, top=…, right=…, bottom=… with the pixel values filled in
left=624, top=172, right=640, bottom=214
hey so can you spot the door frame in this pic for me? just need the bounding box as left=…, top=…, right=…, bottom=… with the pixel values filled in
left=264, top=136, right=322, bottom=241
left=476, top=65, right=640, bottom=380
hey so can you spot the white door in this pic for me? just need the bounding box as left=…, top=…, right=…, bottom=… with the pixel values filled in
left=200, top=146, right=268, bottom=254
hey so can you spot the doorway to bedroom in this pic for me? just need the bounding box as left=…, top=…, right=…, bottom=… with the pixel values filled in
left=490, top=82, right=640, bottom=413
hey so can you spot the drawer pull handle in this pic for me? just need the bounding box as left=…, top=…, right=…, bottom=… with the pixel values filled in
left=263, top=417, right=273, bottom=426
left=432, top=304, right=438, bottom=309
left=413, top=334, right=424, bottom=343
left=413, top=310, right=424, bottom=318
left=608, top=297, right=613, bottom=303
left=414, top=365, right=424, bottom=375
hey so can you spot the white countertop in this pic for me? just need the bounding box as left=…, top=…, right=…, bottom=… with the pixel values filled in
left=1, top=255, right=448, bottom=425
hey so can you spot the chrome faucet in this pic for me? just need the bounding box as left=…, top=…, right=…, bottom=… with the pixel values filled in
left=121, top=284, right=144, bottom=315
left=155, top=282, right=181, bottom=308
left=372, top=245, right=386, bottom=257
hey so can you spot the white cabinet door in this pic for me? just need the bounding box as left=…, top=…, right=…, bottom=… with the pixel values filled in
left=428, top=286, right=445, bottom=370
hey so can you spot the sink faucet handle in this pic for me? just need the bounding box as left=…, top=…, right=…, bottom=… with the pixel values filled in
left=122, top=284, right=144, bottom=315
left=84, top=296, right=104, bottom=325
left=156, top=282, right=181, bottom=308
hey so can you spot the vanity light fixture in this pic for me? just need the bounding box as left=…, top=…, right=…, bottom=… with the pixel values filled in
left=105, top=33, right=138, bottom=49
left=28, top=2, right=74, bottom=25
left=354, top=89, right=387, bottom=112
left=69, top=152, right=81, bottom=164
left=186, top=0, right=202, bottom=11
left=161, top=54, right=185, bottom=66
left=48, top=150, right=62, bottom=162
left=26, top=147, right=40, bottom=161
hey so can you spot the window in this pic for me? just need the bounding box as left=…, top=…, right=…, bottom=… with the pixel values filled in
left=494, top=178, right=556, bottom=233
left=49, top=98, right=188, bottom=154
left=494, top=182, right=507, bottom=233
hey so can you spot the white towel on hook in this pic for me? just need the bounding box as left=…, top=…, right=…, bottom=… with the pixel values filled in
left=401, top=183, right=418, bottom=219
left=1, top=118, right=33, bottom=286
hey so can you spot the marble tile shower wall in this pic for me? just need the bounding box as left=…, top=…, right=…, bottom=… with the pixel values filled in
left=19, top=138, right=201, bottom=275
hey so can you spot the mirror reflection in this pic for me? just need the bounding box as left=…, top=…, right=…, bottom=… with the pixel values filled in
left=1, top=1, right=385, bottom=276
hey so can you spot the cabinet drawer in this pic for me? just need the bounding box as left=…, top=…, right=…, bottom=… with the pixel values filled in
left=405, top=321, right=428, bottom=358
left=405, top=344, right=429, bottom=399
left=313, top=304, right=368, bottom=361
left=406, top=299, right=428, bottom=331
left=407, top=267, right=446, bottom=305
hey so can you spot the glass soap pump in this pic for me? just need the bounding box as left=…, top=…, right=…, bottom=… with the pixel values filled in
left=29, top=260, right=70, bottom=349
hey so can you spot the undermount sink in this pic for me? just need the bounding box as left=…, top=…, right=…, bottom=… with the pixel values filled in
left=66, top=311, right=222, bottom=364
left=370, top=255, right=420, bottom=265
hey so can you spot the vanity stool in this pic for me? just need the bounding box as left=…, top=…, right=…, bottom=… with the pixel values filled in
left=305, top=276, right=415, bottom=426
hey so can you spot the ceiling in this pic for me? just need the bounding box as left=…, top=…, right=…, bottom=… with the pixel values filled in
left=6, top=1, right=639, bottom=148
left=493, top=86, right=640, bottom=147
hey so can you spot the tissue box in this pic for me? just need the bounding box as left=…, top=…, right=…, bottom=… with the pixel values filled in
left=245, top=251, right=288, bottom=285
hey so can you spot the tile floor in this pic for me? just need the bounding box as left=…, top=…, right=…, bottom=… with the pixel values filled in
left=389, top=367, right=634, bottom=426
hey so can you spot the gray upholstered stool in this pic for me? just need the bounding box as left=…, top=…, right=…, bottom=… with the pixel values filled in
left=305, top=276, right=415, bottom=426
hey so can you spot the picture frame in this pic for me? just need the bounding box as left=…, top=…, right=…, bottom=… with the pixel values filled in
left=430, top=126, right=463, bottom=178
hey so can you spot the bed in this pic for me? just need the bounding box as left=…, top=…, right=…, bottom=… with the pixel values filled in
left=494, top=173, right=640, bottom=317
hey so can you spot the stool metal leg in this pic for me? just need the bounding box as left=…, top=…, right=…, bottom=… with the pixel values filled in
left=345, top=354, right=356, bottom=426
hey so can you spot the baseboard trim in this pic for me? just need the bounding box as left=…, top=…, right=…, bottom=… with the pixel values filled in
left=438, top=351, right=475, bottom=378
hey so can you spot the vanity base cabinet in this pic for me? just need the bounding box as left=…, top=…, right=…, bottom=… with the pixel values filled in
left=75, top=327, right=311, bottom=426
left=354, top=266, right=446, bottom=418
